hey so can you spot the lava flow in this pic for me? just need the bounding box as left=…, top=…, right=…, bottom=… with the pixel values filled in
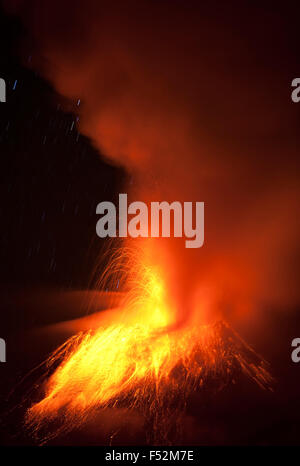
left=25, top=245, right=273, bottom=444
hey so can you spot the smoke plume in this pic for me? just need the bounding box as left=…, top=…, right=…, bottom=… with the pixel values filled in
left=6, top=0, right=300, bottom=329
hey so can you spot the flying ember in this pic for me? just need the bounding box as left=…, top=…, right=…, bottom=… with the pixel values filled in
left=25, top=245, right=273, bottom=444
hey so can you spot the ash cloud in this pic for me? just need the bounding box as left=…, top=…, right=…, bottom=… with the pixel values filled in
left=7, top=0, right=300, bottom=326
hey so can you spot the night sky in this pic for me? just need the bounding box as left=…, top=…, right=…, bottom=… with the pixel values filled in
left=0, top=9, right=126, bottom=334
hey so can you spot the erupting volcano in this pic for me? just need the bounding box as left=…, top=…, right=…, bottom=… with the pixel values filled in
left=5, top=0, right=300, bottom=446
left=25, top=245, right=272, bottom=444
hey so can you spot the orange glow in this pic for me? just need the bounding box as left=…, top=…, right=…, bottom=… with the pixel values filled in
left=26, top=245, right=273, bottom=443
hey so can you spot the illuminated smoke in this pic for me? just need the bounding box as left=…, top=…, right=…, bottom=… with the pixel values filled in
left=7, top=0, right=300, bottom=326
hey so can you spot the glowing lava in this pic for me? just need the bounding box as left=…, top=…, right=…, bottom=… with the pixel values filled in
left=25, top=248, right=272, bottom=444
